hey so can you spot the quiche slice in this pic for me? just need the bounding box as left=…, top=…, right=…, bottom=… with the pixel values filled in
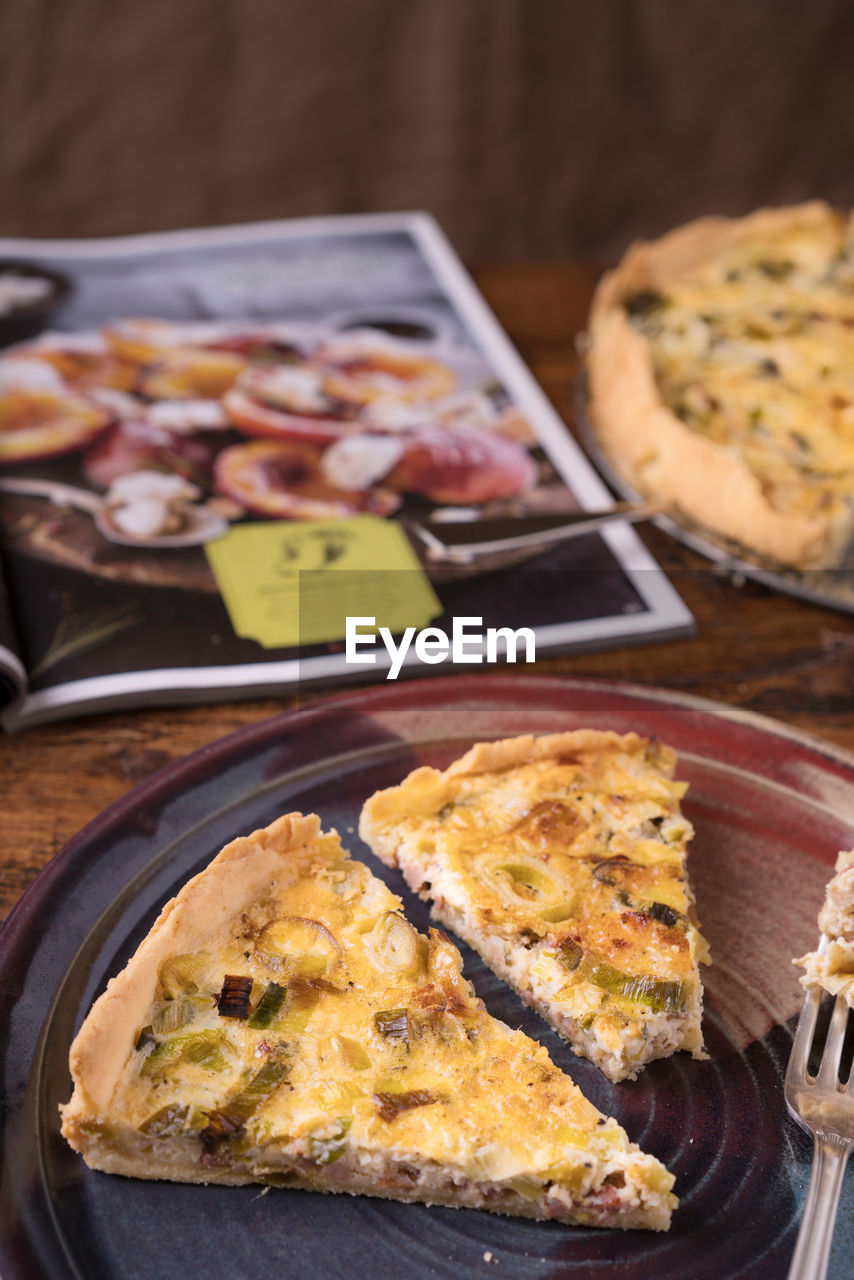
left=360, top=732, right=710, bottom=1083
left=795, top=849, right=854, bottom=1005
left=60, top=812, right=676, bottom=1230
left=586, top=200, right=854, bottom=568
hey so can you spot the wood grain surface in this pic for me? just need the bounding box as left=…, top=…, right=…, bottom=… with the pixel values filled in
left=2, top=260, right=853, bottom=922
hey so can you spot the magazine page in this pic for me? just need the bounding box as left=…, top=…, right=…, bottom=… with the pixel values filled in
left=0, top=556, right=27, bottom=709
left=0, top=213, right=692, bottom=729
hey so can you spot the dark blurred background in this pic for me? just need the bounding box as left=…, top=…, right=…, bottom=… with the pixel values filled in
left=1, top=0, right=853, bottom=262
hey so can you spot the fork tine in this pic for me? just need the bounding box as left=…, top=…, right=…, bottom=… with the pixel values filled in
left=786, top=946, right=854, bottom=1279
left=816, top=995, right=851, bottom=1088
left=845, top=1005, right=854, bottom=1094
left=788, top=985, right=822, bottom=1087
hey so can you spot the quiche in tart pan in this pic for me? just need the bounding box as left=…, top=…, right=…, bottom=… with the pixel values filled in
left=586, top=200, right=854, bottom=569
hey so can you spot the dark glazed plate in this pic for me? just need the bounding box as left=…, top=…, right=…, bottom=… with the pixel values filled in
left=3, top=674, right=854, bottom=1279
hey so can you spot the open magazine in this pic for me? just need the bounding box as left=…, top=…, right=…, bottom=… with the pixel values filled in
left=0, top=213, right=692, bottom=729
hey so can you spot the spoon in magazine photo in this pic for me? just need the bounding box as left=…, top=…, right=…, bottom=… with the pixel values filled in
left=412, top=502, right=657, bottom=566
left=0, top=473, right=229, bottom=550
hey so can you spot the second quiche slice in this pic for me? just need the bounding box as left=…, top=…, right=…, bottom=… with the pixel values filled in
left=360, top=731, right=710, bottom=1082
left=61, top=813, right=676, bottom=1229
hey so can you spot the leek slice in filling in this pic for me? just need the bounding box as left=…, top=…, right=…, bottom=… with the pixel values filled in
left=247, top=981, right=288, bottom=1029
left=556, top=940, right=686, bottom=1014
left=201, top=1043, right=291, bottom=1150
left=140, top=1029, right=233, bottom=1078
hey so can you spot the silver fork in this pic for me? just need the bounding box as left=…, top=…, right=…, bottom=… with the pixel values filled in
left=785, top=959, right=854, bottom=1280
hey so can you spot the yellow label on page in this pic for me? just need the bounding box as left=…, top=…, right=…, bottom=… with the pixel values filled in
left=205, top=517, right=441, bottom=649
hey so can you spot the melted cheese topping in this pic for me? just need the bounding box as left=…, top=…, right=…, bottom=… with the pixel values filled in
left=625, top=208, right=854, bottom=521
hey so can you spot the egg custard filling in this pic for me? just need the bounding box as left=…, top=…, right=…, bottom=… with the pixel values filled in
left=360, top=732, right=710, bottom=1083
left=61, top=813, right=677, bottom=1230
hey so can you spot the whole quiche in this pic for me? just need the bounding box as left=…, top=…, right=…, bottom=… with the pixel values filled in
left=586, top=200, right=854, bottom=569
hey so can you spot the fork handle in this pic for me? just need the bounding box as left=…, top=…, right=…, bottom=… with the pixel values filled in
left=788, top=1133, right=852, bottom=1280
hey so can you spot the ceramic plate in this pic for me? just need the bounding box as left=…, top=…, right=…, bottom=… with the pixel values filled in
left=2, top=675, right=854, bottom=1278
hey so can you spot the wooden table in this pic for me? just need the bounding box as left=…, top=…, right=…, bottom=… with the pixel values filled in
left=2, top=261, right=854, bottom=922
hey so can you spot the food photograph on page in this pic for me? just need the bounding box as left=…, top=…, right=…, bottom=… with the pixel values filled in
left=2, top=5, right=854, bottom=1280
left=0, top=217, right=689, bottom=728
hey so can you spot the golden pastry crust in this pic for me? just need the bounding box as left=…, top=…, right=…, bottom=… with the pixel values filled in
left=586, top=201, right=854, bottom=569
left=61, top=812, right=677, bottom=1230
left=361, top=732, right=709, bottom=1082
